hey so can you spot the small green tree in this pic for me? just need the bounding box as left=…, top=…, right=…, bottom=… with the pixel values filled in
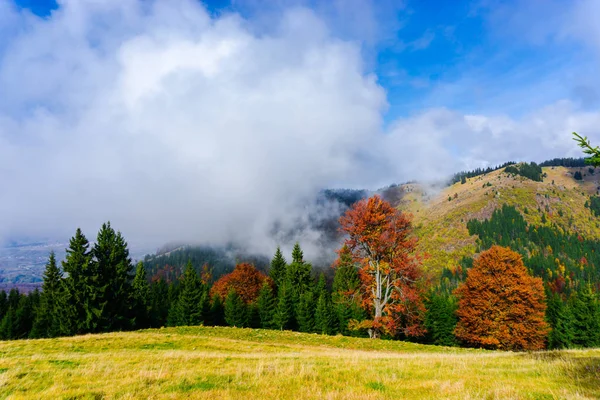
left=132, top=261, right=151, bottom=329
left=273, top=281, right=294, bottom=330
left=31, top=252, right=64, bottom=338
left=175, top=261, right=204, bottom=326
left=269, top=247, right=287, bottom=291
left=224, top=290, right=247, bottom=327
left=424, top=292, right=458, bottom=346
left=256, top=282, right=276, bottom=328
left=570, top=285, right=600, bottom=348
left=546, top=292, right=574, bottom=349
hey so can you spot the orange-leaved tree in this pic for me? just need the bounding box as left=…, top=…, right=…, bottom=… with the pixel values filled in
left=454, top=245, right=549, bottom=350
left=211, top=263, right=273, bottom=304
left=339, top=195, right=424, bottom=339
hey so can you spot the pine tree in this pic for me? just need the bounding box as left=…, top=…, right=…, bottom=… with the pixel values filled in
left=149, top=279, right=170, bottom=327
left=14, top=294, right=35, bottom=339
left=132, top=261, right=150, bottom=329
left=269, top=247, right=287, bottom=291
left=31, top=252, right=63, bottom=338
left=332, top=245, right=364, bottom=336
left=546, top=292, right=574, bottom=349
left=0, top=290, right=7, bottom=321
left=61, top=228, right=93, bottom=335
left=570, top=285, right=600, bottom=348
left=256, top=282, right=275, bottom=329
left=175, top=261, right=203, bottom=326
left=296, top=291, right=315, bottom=333
left=224, top=290, right=247, bottom=327
left=92, top=223, right=134, bottom=332
left=273, top=282, right=294, bottom=330
left=292, top=243, right=304, bottom=264
left=209, top=293, right=225, bottom=326
left=285, top=243, right=313, bottom=327
left=424, top=292, right=458, bottom=346
left=314, top=291, right=334, bottom=335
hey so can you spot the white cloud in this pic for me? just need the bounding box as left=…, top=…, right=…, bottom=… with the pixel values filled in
left=0, top=0, right=386, bottom=254
left=1, top=0, right=600, bottom=258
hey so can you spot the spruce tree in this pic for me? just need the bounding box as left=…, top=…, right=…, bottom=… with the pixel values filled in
left=14, top=294, right=35, bottom=339
left=209, top=293, right=225, bottom=326
left=175, top=261, right=203, bottom=326
left=0, top=306, right=16, bottom=340
left=0, top=290, right=7, bottom=321
left=292, top=243, right=304, bottom=264
left=296, top=291, right=315, bottom=333
left=92, top=223, right=134, bottom=332
left=314, top=275, right=335, bottom=335
left=224, top=290, right=247, bottom=327
left=332, top=246, right=364, bottom=335
left=31, top=252, right=63, bottom=338
left=61, top=228, right=93, bottom=335
left=570, top=285, right=600, bottom=348
left=256, top=282, right=275, bottom=328
left=132, top=261, right=150, bottom=329
left=314, top=291, right=335, bottom=335
left=149, top=279, right=170, bottom=327
left=269, top=247, right=287, bottom=291
left=273, top=281, right=294, bottom=330
left=424, top=292, right=458, bottom=346
left=546, top=292, right=574, bottom=349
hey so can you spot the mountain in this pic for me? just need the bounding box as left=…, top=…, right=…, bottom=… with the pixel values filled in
left=389, top=164, right=600, bottom=277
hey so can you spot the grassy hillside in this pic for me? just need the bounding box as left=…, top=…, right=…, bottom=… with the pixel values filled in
left=0, top=327, right=599, bottom=399
left=398, top=166, right=600, bottom=275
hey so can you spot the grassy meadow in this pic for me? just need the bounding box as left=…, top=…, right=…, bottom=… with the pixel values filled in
left=0, top=326, right=599, bottom=399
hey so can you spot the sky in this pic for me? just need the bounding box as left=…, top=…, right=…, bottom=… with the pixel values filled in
left=1, top=0, right=600, bottom=253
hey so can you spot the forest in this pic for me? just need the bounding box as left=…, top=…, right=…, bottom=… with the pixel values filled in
left=2, top=193, right=599, bottom=351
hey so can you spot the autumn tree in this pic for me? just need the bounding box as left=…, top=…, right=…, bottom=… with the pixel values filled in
left=454, top=246, right=549, bottom=351
left=211, top=263, right=272, bottom=304
left=339, top=195, right=424, bottom=339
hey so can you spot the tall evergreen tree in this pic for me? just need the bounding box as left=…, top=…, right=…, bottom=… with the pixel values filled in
left=269, top=247, right=287, bottom=291
left=546, top=292, right=574, bottom=349
left=570, top=285, right=600, bottom=348
left=332, top=245, right=364, bottom=335
left=61, top=228, right=93, bottom=335
left=424, top=292, right=458, bottom=346
left=256, top=282, right=276, bottom=329
left=314, top=291, right=335, bottom=335
left=174, top=261, right=203, bottom=326
left=0, top=290, right=7, bottom=321
left=314, top=275, right=335, bottom=335
left=132, top=261, right=151, bottom=329
left=296, top=291, right=316, bottom=333
left=209, top=293, right=225, bottom=326
left=31, top=252, right=64, bottom=338
left=273, top=281, right=294, bottom=330
left=149, top=279, right=170, bottom=327
left=92, top=223, right=134, bottom=332
left=224, top=290, right=247, bottom=327
left=291, top=243, right=304, bottom=264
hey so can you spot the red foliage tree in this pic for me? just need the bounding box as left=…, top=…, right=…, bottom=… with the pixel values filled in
left=210, top=263, right=272, bottom=304
left=454, top=246, right=549, bottom=350
left=339, top=195, right=424, bottom=339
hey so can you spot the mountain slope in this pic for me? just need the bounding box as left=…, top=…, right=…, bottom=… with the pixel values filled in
left=396, top=165, right=600, bottom=276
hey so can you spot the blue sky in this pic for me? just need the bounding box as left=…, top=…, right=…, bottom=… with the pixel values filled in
left=12, top=0, right=596, bottom=123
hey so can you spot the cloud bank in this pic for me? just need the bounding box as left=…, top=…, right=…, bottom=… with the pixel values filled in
left=0, top=0, right=599, bottom=255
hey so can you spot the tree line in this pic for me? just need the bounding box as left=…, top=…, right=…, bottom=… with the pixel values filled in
left=2, top=196, right=598, bottom=351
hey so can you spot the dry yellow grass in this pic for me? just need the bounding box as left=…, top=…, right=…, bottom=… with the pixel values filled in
left=0, top=326, right=599, bottom=399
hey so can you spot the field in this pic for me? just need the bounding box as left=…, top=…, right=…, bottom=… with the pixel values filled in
left=0, top=327, right=599, bottom=399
